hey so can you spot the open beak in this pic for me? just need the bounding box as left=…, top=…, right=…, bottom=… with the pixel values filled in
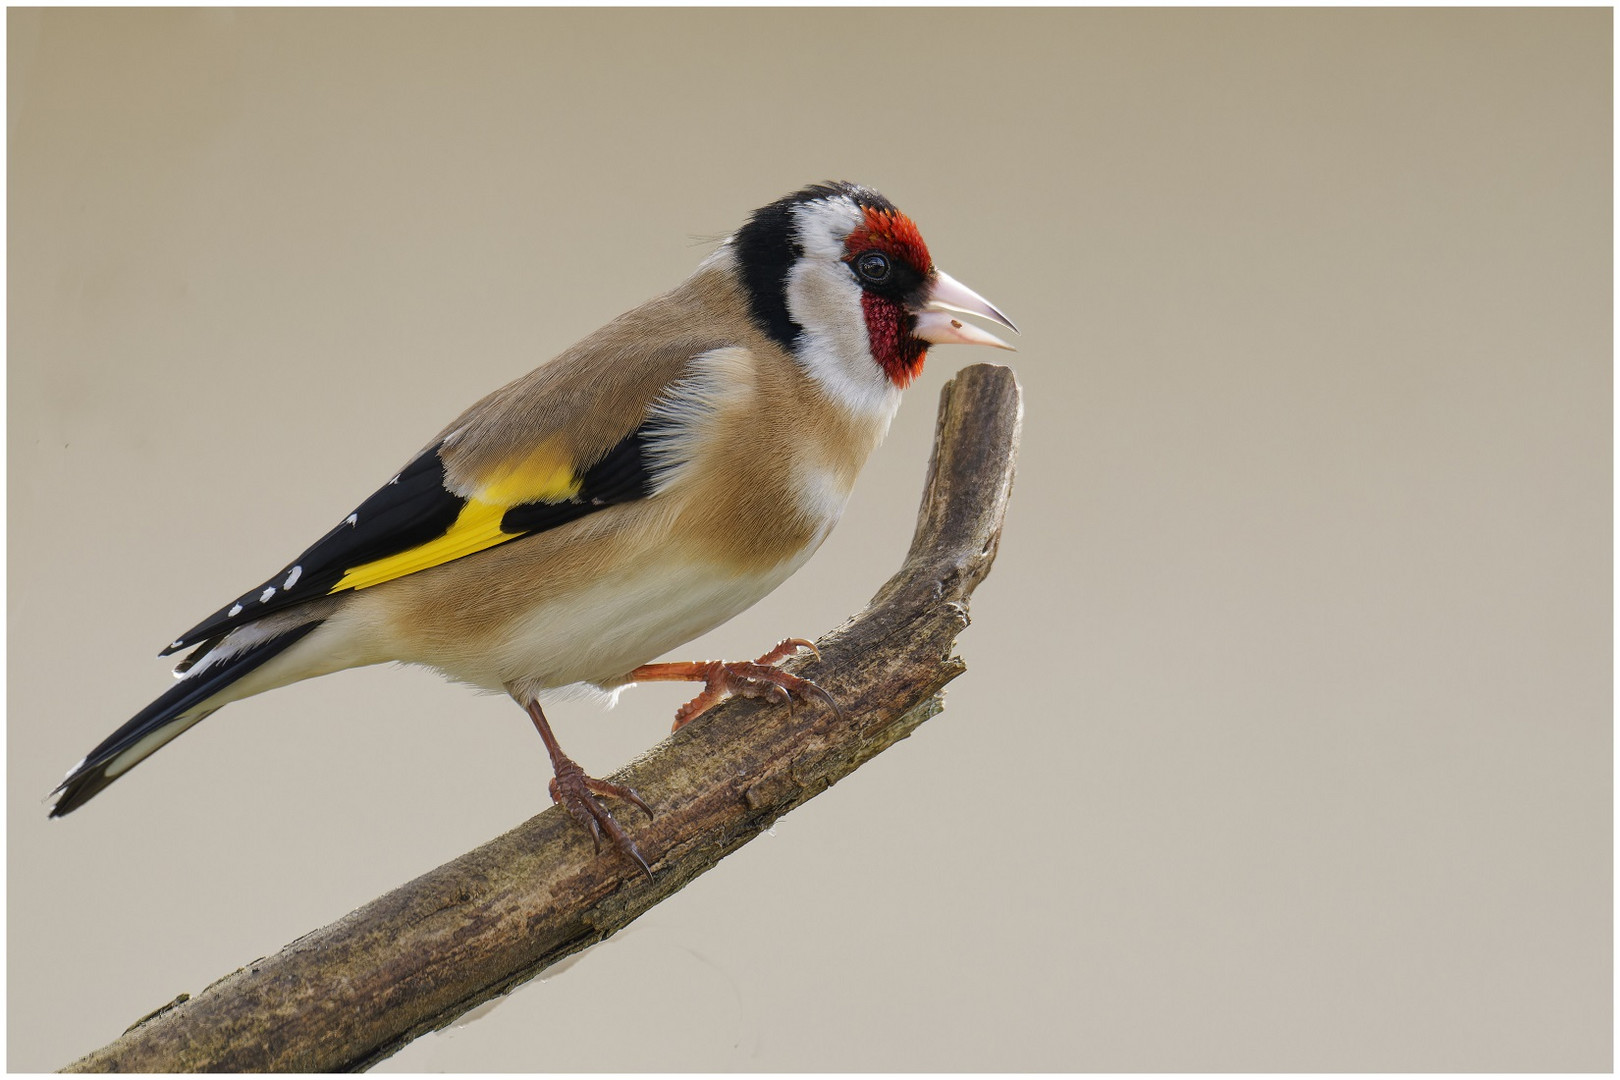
left=912, top=269, right=1019, bottom=351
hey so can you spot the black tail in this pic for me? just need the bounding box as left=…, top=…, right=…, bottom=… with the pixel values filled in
left=49, top=622, right=320, bottom=817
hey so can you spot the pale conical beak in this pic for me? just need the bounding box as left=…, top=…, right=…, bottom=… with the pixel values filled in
left=912, top=269, right=1020, bottom=351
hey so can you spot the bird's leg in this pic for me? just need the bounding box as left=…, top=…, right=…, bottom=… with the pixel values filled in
left=628, top=637, right=843, bottom=732
left=518, top=697, right=653, bottom=878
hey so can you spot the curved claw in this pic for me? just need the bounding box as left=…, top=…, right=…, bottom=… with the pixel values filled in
left=618, top=784, right=655, bottom=824
left=798, top=679, right=845, bottom=723
left=624, top=845, right=652, bottom=879
left=735, top=665, right=843, bottom=724
left=755, top=637, right=821, bottom=666
left=580, top=815, right=604, bottom=853
left=599, top=819, right=651, bottom=880
left=784, top=638, right=820, bottom=661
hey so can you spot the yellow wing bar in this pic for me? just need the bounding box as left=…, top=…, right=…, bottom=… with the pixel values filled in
left=331, top=498, right=512, bottom=592
left=330, top=444, right=584, bottom=594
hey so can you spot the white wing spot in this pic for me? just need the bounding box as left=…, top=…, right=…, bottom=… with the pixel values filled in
left=260, top=587, right=276, bottom=602
left=284, top=565, right=303, bottom=589
left=345, top=513, right=359, bottom=527
left=387, top=474, right=401, bottom=486
left=170, top=640, right=184, bottom=650
left=228, top=603, right=244, bottom=617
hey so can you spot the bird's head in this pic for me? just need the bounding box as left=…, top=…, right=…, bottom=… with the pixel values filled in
left=727, top=181, right=1017, bottom=415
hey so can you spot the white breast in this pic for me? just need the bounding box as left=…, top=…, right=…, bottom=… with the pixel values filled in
left=792, top=459, right=855, bottom=551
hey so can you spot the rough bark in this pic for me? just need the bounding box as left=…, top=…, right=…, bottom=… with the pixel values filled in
left=63, top=362, right=1024, bottom=1073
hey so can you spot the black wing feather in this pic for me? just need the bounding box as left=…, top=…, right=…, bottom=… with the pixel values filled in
left=52, top=621, right=322, bottom=816
left=163, top=423, right=663, bottom=656
left=162, top=446, right=460, bottom=654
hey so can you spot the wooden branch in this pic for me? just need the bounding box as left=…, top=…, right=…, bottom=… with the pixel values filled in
left=63, top=363, right=1024, bottom=1074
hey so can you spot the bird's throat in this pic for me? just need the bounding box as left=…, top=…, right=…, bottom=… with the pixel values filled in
left=860, top=293, right=927, bottom=388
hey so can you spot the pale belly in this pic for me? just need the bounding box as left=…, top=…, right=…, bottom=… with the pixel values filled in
left=485, top=550, right=813, bottom=699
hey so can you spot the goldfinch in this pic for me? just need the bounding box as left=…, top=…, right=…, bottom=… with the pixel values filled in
left=49, top=181, right=1017, bottom=871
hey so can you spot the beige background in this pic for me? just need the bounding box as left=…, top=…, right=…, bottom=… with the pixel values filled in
left=8, top=7, right=1610, bottom=1072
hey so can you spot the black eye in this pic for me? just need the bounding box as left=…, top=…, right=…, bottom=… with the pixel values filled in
left=853, top=250, right=891, bottom=285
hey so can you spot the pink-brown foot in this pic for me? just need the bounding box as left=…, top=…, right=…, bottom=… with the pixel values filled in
left=547, top=757, right=654, bottom=877
left=516, top=694, right=654, bottom=878
left=629, top=637, right=843, bottom=732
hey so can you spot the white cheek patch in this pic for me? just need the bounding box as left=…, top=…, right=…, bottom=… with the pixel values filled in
left=786, top=260, right=867, bottom=365
left=785, top=197, right=905, bottom=423
left=785, top=259, right=901, bottom=422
